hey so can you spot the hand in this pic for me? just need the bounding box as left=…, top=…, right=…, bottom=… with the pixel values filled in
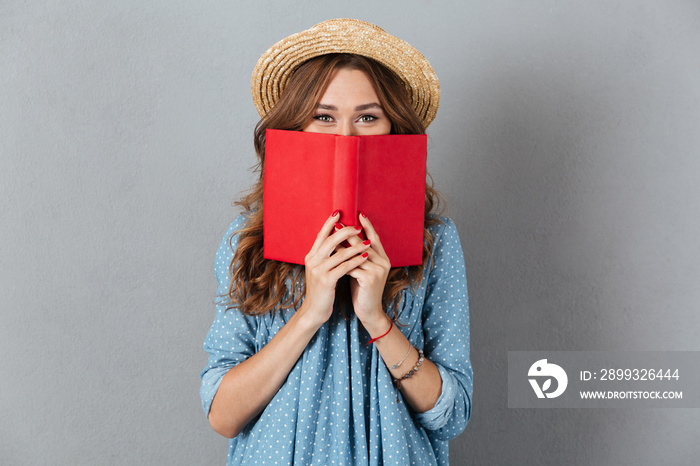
left=344, top=213, right=392, bottom=334
left=300, top=211, right=371, bottom=328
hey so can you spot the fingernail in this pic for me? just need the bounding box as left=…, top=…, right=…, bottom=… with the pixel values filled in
left=360, top=211, right=367, bottom=218
left=331, top=210, right=339, bottom=217
left=362, top=252, right=369, bottom=258
left=354, top=226, right=362, bottom=231
left=335, top=222, right=343, bottom=230
left=363, top=239, right=371, bottom=246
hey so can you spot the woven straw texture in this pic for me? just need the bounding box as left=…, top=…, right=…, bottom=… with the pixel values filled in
left=251, top=18, right=440, bottom=128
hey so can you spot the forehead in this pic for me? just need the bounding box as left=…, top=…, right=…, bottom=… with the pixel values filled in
left=318, top=68, right=380, bottom=104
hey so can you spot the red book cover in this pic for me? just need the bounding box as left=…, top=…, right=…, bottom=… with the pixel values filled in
left=263, top=129, right=427, bottom=266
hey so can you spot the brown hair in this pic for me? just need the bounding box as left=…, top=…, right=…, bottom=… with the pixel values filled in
left=224, top=54, right=443, bottom=320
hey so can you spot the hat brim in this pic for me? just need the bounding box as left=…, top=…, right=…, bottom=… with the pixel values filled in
left=251, top=19, right=440, bottom=128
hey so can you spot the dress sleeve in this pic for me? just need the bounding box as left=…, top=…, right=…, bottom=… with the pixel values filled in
left=413, top=218, right=473, bottom=439
left=199, top=216, right=258, bottom=417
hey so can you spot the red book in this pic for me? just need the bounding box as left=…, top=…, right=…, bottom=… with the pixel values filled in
left=263, top=129, right=426, bottom=266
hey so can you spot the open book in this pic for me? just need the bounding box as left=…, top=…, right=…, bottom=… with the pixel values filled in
left=263, top=129, right=426, bottom=266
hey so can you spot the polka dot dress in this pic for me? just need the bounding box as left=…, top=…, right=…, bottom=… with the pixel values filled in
left=201, top=216, right=472, bottom=465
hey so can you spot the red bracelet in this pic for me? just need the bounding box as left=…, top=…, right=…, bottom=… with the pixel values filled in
left=367, top=319, right=393, bottom=345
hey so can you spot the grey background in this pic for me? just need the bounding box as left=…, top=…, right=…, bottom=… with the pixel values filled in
left=2, top=1, right=699, bottom=464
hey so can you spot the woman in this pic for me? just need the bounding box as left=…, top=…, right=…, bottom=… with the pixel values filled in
left=201, top=19, right=472, bottom=465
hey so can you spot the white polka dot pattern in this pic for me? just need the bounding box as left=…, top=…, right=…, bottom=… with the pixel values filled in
left=200, top=215, right=472, bottom=465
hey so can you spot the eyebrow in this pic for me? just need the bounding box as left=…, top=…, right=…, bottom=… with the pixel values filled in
left=316, top=103, right=383, bottom=111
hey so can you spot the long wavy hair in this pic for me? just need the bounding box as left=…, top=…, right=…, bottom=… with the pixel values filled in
left=224, top=53, right=443, bottom=319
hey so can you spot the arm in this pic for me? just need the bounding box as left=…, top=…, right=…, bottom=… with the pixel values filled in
left=345, top=214, right=443, bottom=413
left=367, top=316, right=443, bottom=412
left=201, top=212, right=372, bottom=438
left=346, top=216, right=472, bottom=435
left=413, top=218, right=473, bottom=439
left=207, top=306, right=319, bottom=438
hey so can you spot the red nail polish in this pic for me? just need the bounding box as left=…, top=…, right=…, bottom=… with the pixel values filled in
left=354, top=225, right=362, bottom=231
left=362, top=252, right=369, bottom=258
left=363, top=239, right=371, bottom=246
left=335, top=222, right=343, bottom=230
left=360, top=211, right=367, bottom=218
left=331, top=209, right=339, bottom=217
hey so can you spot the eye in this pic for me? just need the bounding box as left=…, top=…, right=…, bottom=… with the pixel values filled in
left=313, top=114, right=333, bottom=123
left=359, top=115, right=378, bottom=123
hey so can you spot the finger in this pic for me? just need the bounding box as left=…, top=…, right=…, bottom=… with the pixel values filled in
left=324, top=236, right=371, bottom=270
left=344, top=234, right=370, bottom=249
left=333, top=222, right=362, bottom=236
left=358, top=213, right=389, bottom=259
left=332, top=239, right=369, bottom=256
left=328, top=250, right=370, bottom=280
left=307, top=210, right=340, bottom=259
left=318, top=224, right=363, bottom=258
left=346, top=254, right=384, bottom=277
left=345, top=265, right=367, bottom=279
left=340, top=225, right=365, bottom=246
left=331, top=223, right=365, bottom=255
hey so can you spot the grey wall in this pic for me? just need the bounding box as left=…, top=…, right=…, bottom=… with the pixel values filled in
left=2, top=1, right=699, bottom=464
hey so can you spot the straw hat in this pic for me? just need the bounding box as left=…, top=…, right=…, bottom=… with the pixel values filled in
left=251, top=18, right=440, bottom=128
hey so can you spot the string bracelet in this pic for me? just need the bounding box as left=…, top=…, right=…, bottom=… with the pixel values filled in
left=390, top=340, right=412, bottom=370
left=366, top=319, right=393, bottom=345
left=393, top=348, right=424, bottom=403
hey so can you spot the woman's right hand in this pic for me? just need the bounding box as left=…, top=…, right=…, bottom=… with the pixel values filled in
left=209, top=211, right=370, bottom=439
left=300, top=210, right=371, bottom=326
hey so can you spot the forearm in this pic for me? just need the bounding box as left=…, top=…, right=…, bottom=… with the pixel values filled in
left=208, top=304, right=321, bottom=438
left=366, top=316, right=442, bottom=413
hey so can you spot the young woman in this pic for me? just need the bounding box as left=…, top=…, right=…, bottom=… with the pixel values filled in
left=200, top=19, right=472, bottom=465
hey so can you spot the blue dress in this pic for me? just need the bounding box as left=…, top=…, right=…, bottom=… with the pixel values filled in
left=201, top=215, right=473, bottom=465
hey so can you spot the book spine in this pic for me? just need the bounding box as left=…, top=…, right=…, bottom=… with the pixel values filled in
left=333, top=136, right=359, bottom=226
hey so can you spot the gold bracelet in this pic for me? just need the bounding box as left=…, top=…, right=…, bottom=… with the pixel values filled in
left=390, top=340, right=412, bottom=370
left=392, top=348, right=424, bottom=403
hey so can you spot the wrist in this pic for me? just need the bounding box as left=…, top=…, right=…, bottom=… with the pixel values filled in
left=362, top=313, right=392, bottom=339
left=295, top=301, right=327, bottom=333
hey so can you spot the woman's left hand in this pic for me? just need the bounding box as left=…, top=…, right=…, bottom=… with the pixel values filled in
left=343, top=213, right=392, bottom=334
